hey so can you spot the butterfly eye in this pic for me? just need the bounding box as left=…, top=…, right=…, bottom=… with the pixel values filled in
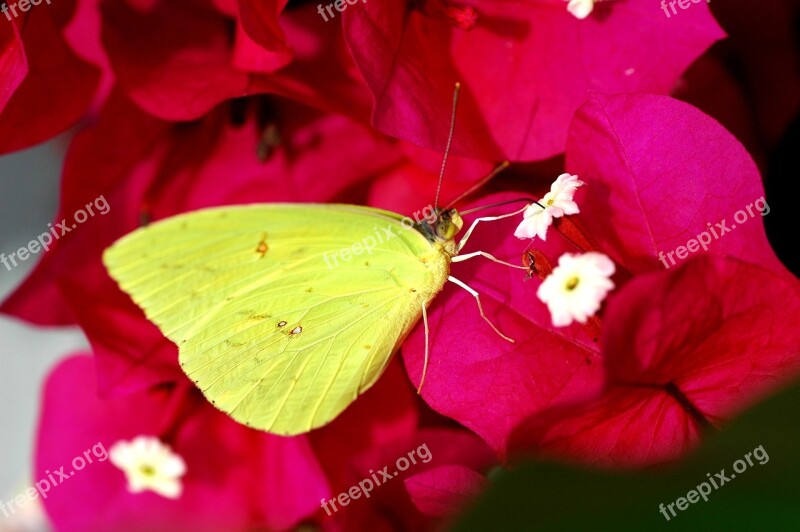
left=448, top=210, right=463, bottom=232
left=434, top=209, right=463, bottom=240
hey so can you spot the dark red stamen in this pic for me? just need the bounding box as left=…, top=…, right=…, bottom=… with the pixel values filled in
left=522, top=249, right=553, bottom=281
left=553, top=216, right=598, bottom=252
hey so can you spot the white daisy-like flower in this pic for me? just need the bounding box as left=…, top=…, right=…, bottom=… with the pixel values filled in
left=109, top=436, right=187, bottom=499
left=537, top=252, right=615, bottom=327
left=566, top=0, right=595, bottom=19
left=514, top=173, right=585, bottom=241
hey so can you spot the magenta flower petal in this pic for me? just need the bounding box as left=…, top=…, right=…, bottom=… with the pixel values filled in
left=310, top=360, right=421, bottom=489
left=101, top=0, right=371, bottom=122
left=401, top=192, right=605, bottom=455
left=402, top=93, right=798, bottom=465
left=343, top=0, right=724, bottom=160
left=0, top=20, right=26, bottom=113
left=508, top=256, right=800, bottom=468
left=315, top=425, right=495, bottom=529
left=366, top=143, right=495, bottom=216
left=566, top=93, right=785, bottom=276
left=0, top=6, right=100, bottom=155
left=0, top=250, right=77, bottom=325
left=238, top=0, right=291, bottom=53
left=36, top=355, right=330, bottom=530
left=232, top=21, right=292, bottom=73
left=405, top=464, right=489, bottom=517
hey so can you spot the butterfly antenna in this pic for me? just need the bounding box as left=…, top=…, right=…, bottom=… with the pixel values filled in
left=434, top=82, right=461, bottom=210
left=460, top=197, right=544, bottom=216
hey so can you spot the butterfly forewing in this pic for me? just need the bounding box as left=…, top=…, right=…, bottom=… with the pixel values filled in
left=103, top=204, right=451, bottom=435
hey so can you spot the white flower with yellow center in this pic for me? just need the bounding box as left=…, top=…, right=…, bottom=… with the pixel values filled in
left=567, top=0, right=595, bottom=19
left=514, top=173, right=585, bottom=241
left=537, top=252, right=615, bottom=327
left=109, top=436, right=187, bottom=499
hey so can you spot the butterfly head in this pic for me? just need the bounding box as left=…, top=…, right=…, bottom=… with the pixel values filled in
left=433, top=208, right=463, bottom=241
left=417, top=207, right=464, bottom=242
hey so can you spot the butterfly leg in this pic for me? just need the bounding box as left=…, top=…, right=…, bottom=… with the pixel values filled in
left=458, top=205, right=528, bottom=252
left=448, top=275, right=515, bottom=343
left=452, top=251, right=527, bottom=270
left=417, top=302, right=430, bottom=394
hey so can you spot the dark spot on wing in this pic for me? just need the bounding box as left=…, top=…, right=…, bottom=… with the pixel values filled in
left=256, top=233, right=269, bottom=257
left=242, top=311, right=272, bottom=323
left=225, top=339, right=245, bottom=348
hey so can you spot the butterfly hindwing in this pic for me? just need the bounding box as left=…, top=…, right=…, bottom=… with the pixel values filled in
left=183, top=266, right=422, bottom=434
left=103, top=204, right=451, bottom=435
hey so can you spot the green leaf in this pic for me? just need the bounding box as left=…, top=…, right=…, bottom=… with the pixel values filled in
left=454, top=383, right=800, bottom=530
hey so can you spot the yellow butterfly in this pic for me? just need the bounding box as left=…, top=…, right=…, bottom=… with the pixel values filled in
left=103, top=85, right=525, bottom=436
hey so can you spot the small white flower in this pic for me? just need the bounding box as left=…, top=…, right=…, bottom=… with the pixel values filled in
left=109, top=436, right=187, bottom=499
left=537, top=252, right=615, bottom=327
left=514, top=173, right=585, bottom=241
left=1, top=484, right=47, bottom=530
left=567, top=0, right=595, bottom=19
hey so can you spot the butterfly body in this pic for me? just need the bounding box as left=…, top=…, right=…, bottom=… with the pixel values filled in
left=104, top=203, right=460, bottom=435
